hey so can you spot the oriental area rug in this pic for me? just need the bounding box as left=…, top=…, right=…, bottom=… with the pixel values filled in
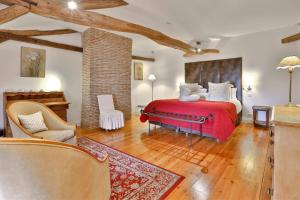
left=78, top=137, right=184, bottom=200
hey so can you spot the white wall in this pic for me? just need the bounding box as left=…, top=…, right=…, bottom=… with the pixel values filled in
left=131, top=60, right=156, bottom=114
left=0, top=34, right=82, bottom=129
left=131, top=25, right=300, bottom=120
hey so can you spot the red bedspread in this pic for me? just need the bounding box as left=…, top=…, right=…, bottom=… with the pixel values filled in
left=140, top=99, right=237, bottom=142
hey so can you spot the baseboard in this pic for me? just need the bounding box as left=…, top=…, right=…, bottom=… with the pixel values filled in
left=242, top=117, right=252, bottom=124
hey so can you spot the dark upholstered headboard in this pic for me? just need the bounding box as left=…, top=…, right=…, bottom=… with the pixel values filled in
left=185, top=57, right=243, bottom=103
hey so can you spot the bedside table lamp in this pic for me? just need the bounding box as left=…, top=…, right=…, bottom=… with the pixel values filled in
left=148, top=74, right=156, bottom=101
left=277, top=56, right=300, bottom=107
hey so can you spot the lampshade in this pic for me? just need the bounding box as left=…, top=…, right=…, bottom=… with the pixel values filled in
left=148, top=74, right=156, bottom=81
left=277, top=56, right=300, bottom=70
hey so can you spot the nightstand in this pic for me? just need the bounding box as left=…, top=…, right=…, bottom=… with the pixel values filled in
left=137, top=105, right=146, bottom=114
left=252, top=106, right=272, bottom=128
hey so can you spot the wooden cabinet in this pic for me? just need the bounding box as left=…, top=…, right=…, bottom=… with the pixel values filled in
left=260, top=106, right=300, bottom=200
left=260, top=126, right=274, bottom=200
left=3, top=92, right=70, bottom=137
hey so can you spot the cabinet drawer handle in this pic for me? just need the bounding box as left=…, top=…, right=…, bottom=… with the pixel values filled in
left=268, top=156, right=274, bottom=168
left=270, top=140, right=274, bottom=145
left=267, top=187, right=273, bottom=196
left=269, top=130, right=274, bottom=137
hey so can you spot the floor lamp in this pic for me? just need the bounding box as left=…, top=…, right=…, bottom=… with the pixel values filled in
left=148, top=74, right=156, bottom=101
left=277, top=56, right=300, bottom=107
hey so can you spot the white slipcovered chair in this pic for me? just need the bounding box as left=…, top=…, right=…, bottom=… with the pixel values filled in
left=97, top=95, right=124, bottom=130
left=0, top=138, right=111, bottom=200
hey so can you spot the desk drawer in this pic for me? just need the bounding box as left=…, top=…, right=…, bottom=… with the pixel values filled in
left=260, top=135, right=274, bottom=200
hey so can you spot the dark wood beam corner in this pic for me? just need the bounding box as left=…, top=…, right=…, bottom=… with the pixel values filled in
left=282, top=33, right=300, bottom=44
left=0, top=29, right=78, bottom=36
left=132, top=55, right=155, bottom=62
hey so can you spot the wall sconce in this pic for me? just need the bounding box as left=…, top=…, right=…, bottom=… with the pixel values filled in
left=243, top=85, right=252, bottom=92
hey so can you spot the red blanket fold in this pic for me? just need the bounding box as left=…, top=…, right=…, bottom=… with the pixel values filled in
left=140, top=99, right=237, bottom=142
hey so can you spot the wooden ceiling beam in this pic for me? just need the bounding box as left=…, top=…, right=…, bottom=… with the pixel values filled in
left=0, top=36, right=8, bottom=43
left=78, top=0, right=128, bottom=10
left=0, top=29, right=78, bottom=36
left=282, top=33, right=300, bottom=44
left=184, top=49, right=220, bottom=57
left=29, top=2, right=194, bottom=54
left=45, top=0, right=128, bottom=10
left=0, top=32, right=83, bottom=52
left=0, top=5, right=29, bottom=24
left=132, top=56, right=155, bottom=62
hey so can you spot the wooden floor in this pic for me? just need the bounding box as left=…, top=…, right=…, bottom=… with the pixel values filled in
left=78, top=116, right=269, bottom=200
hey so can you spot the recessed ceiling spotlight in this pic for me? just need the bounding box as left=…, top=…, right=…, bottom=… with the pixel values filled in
left=196, top=48, right=202, bottom=53
left=68, top=1, right=78, bottom=10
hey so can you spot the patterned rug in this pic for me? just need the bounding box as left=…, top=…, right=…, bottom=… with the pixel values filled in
left=78, top=137, right=184, bottom=200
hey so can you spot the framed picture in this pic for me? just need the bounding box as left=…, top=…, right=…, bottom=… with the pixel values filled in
left=21, top=47, right=46, bottom=78
left=134, top=62, right=143, bottom=80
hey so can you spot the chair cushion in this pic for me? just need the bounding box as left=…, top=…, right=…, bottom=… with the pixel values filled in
left=35, top=130, right=75, bottom=142
left=18, top=111, right=48, bottom=133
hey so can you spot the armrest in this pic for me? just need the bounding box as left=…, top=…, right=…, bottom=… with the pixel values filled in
left=43, top=110, right=76, bottom=131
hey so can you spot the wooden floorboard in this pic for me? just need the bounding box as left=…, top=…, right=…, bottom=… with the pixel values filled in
left=77, top=116, right=269, bottom=200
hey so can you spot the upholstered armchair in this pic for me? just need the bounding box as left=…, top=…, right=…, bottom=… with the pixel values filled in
left=0, top=138, right=111, bottom=200
left=6, top=101, right=76, bottom=144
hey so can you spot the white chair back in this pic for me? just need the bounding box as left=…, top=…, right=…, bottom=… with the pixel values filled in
left=97, top=95, right=115, bottom=112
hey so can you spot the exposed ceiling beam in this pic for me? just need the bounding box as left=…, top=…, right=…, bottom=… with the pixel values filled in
left=132, top=55, right=155, bottom=62
left=0, top=0, right=202, bottom=55
left=0, top=32, right=83, bottom=52
left=0, top=29, right=78, bottom=36
left=184, top=49, right=220, bottom=57
left=78, top=0, right=128, bottom=10
left=282, top=33, right=300, bottom=44
left=0, top=5, right=29, bottom=24
left=0, top=36, right=8, bottom=43
left=45, top=0, right=128, bottom=10
left=28, top=2, right=194, bottom=54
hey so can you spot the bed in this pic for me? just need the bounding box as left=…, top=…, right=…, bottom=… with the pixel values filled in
left=140, top=57, right=243, bottom=142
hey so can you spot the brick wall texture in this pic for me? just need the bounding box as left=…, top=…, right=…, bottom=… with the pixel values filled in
left=81, top=28, right=132, bottom=129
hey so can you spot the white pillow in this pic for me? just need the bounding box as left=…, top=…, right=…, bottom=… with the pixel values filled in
left=199, top=88, right=207, bottom=93
left=208, top=82, right=231, bottom=101
left=230, top=88, right=238, bottom=99
left=180, top=83, right=202, bottom=96
left=18, top=112, right=48, bottom=133
left=179, top=94, right=200, bottom=102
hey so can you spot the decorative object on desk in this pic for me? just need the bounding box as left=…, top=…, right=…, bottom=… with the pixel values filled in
left=252, top=106, right=272, bottom=128
left=277, top=56, right=300, bottom=107
left=148, top=74, right=157, bottom=101
left=133, top=62, right=143, bottom=80
left=21, top=47, right=46, bottom=78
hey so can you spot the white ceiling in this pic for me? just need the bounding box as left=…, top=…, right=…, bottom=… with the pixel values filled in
left=1, top=0, right=300, bottom=56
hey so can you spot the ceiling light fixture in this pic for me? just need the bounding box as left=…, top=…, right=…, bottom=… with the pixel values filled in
left=209, top=37, right=221, bottom=41
left=196, top=48, right=202, bottom=53
left=68, top=1, right=78, bottom=10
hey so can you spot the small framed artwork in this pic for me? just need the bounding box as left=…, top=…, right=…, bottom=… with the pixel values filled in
left=134, top=62, right=143, bottom=80
left=21, top=47, right=46, bottom=78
